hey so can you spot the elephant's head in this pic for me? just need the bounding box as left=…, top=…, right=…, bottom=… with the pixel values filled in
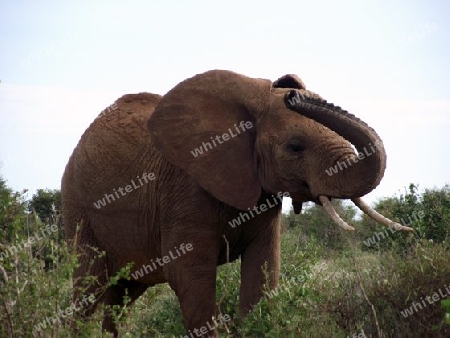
left=148, top=70, right=412, bottom=231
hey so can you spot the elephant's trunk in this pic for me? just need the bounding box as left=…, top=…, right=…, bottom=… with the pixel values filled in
left=284, top=90, right=386, bottom=198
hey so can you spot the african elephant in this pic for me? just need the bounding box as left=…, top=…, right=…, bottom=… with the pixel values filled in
left=61, top=69, right=411, bottom=336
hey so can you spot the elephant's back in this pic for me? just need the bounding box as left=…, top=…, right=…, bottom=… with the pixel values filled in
left=62, top=92, right=164, bottom=208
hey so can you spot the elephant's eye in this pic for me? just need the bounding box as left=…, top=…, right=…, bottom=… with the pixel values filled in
left=286, top=140, right=304, bottom=153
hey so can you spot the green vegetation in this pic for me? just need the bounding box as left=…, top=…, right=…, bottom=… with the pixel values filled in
left=1, top=175, right=449, bottom=337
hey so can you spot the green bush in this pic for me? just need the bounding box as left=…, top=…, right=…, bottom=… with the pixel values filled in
left=359, top=184, right=450, bottom=253
left=2, top=176, right=450, bottom=336
left=284, top=199, right=357, bottom=252
left=28, top=189, right=62, bottom=223
left=308, top=241, right=450, bottom=336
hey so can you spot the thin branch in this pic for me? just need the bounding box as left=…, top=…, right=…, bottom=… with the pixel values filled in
left=1, top=296, right=14, bottom=337
left=355, top=267, right=382, bottom=338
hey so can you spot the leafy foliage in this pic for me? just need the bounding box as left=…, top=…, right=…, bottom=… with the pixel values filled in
left=1, top=177, right=449, bottom=336
left=0, top=176, right=27, bottom=243
left=28, top=189, right=62, bottom=223
left=284, top=199, right=357, bottom=251
left=442, top=299, right=450, bottom=325
left=359, top=183, right=450, bottom=252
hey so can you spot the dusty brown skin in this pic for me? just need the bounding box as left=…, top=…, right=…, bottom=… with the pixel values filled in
left=62, top=70, right=405, bottom=336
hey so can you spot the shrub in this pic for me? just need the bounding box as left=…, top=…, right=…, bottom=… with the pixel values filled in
left=2, top=176, right=449, bottom=336
left=309, top=241, right=450, bottom=337
left=360, top=184, right=450, bottom=253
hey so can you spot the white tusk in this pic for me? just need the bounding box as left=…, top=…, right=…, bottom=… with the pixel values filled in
left=351, top=197, right=414, bottom=232
left=319, top=195, right=355, bottom=231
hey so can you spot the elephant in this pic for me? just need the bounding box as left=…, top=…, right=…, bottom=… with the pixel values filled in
left=61, top=69, right=412, bottom=336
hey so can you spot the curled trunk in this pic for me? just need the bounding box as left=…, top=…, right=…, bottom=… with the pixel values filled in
left=285, top=90, right=386, bottom=198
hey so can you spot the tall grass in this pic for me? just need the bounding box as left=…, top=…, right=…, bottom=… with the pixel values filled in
left=1, top=184, right=449, bottom=336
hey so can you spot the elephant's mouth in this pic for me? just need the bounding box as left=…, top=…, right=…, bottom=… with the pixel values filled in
left=291, top=195, right=414, bottom=232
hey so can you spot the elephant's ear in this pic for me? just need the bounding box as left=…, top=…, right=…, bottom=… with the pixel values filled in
left=148, top=70, right=267, bottom=210
left=273, top=74, right=306, bottom=90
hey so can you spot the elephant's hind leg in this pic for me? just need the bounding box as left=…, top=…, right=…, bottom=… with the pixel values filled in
left=71, top=224, right=149, bottom=335
left=70, top=222, right=110, bottom=327
left=100, top=279, right=149, bottom=336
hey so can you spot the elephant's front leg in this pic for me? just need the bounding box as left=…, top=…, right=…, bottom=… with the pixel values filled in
left=162, top=222, right=220, bottom=336
left=239, top=209, right=281, bottom=316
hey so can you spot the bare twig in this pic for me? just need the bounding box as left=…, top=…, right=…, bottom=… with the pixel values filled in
left=216, top=235, right=231, bottom=335
left=355, top=264, right=382, bottom=338
left=73, top=219, right=84, bottom=249
left=0, top=265, right=8, bottom=283
left=1, top=296, right=14, bottom=337
left=222, top=235, right=230, bottom=264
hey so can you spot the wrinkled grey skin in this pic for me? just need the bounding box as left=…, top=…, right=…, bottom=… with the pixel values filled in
left=61, top=70, right=386, bottom=336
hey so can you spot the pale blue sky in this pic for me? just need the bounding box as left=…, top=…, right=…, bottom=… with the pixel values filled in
left=1, top=0, right=449, bottom=211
